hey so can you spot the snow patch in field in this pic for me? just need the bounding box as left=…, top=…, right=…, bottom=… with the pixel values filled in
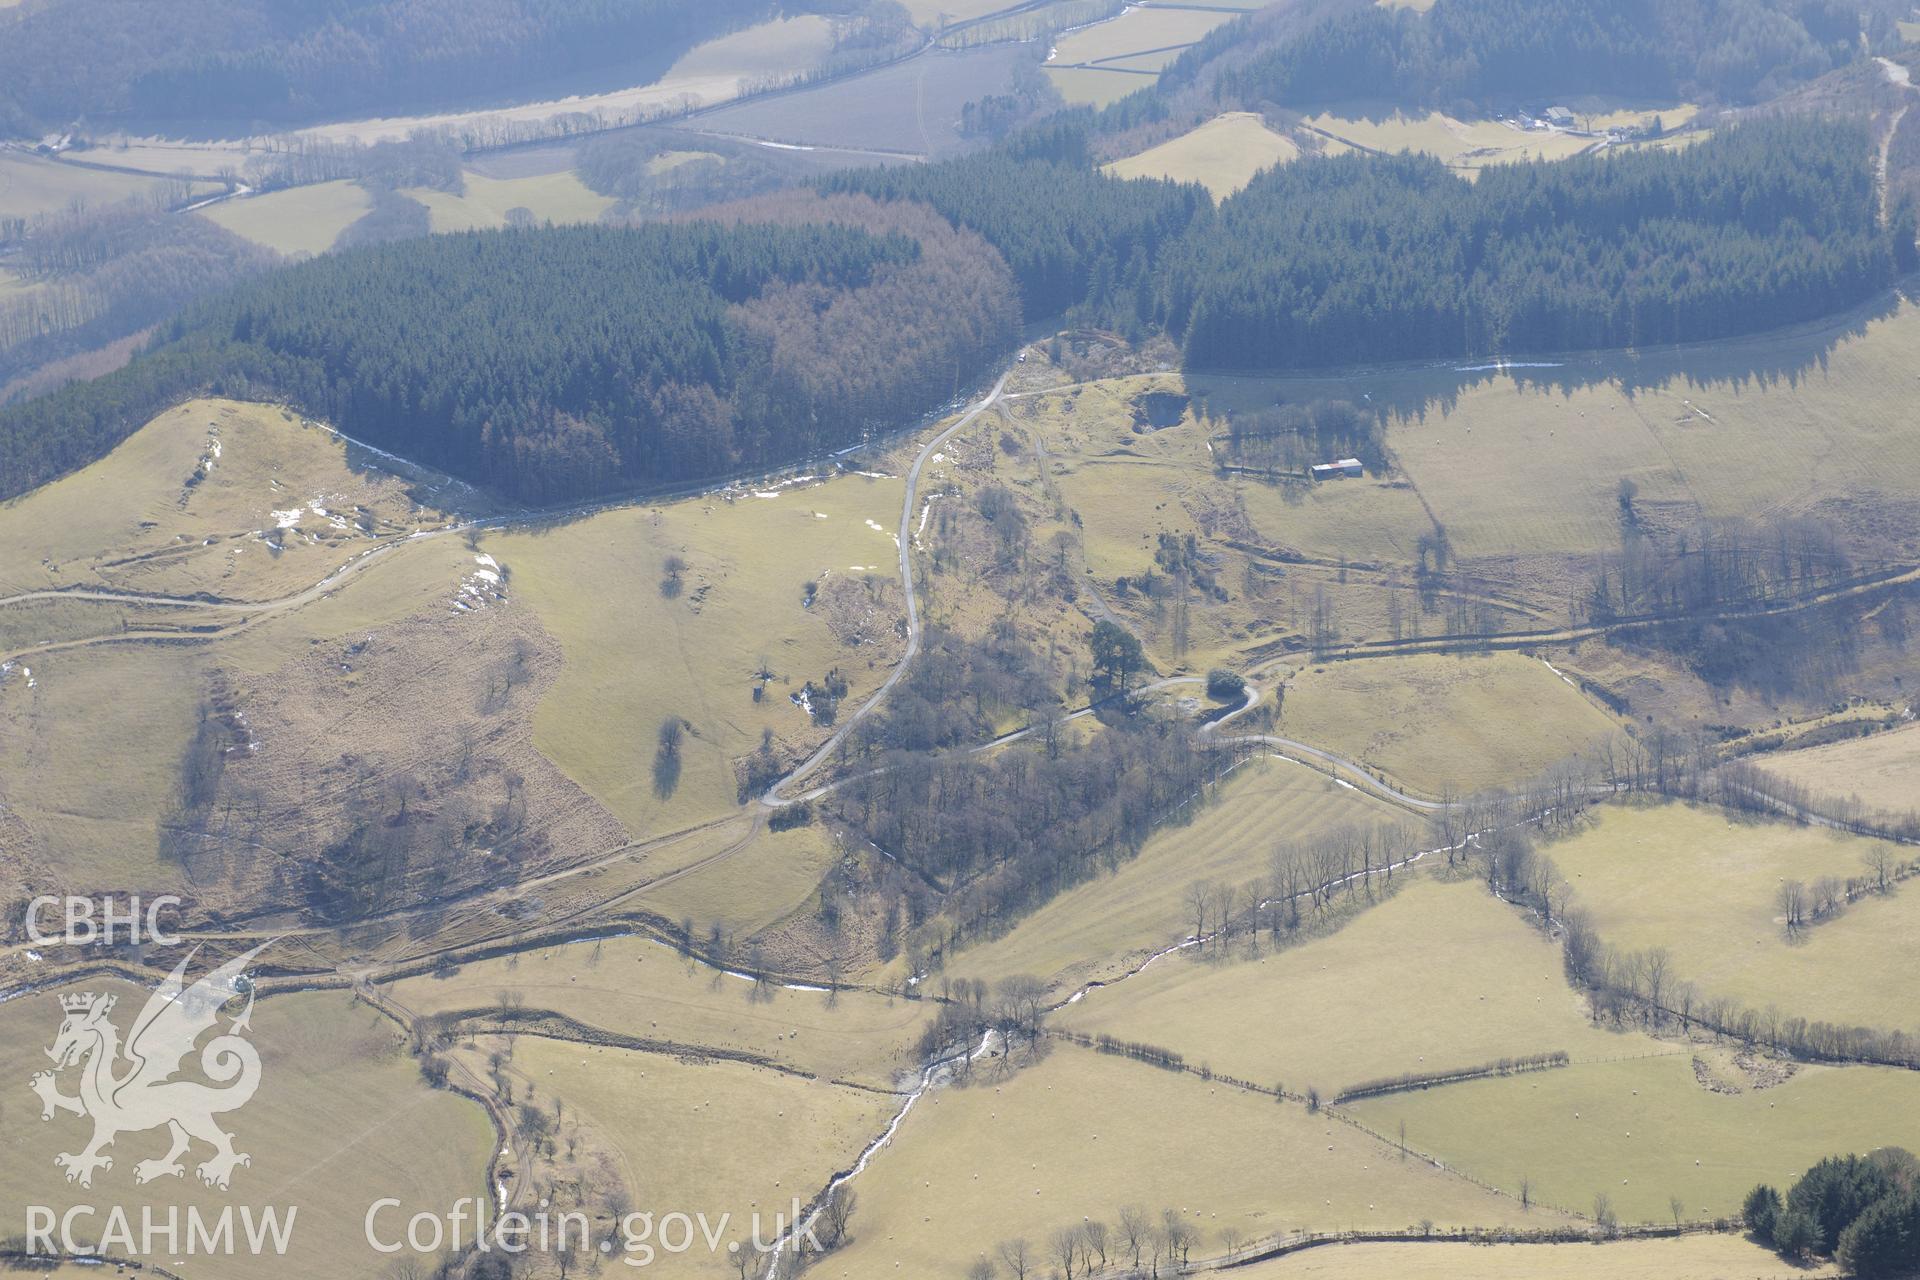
left=454, top=555, right=508, bottom=612
left=271, top=508, right=303, bottom=529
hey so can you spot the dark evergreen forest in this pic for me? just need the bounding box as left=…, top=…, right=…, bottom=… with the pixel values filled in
left=1168, top=117, right=1907, bottom=368
left=829, top=116, right=1906, bottom=371
left=0, top=198, right=1019, bottom=504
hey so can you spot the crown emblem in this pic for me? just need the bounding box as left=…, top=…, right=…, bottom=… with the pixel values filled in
left=59, top=991, right=106, bottom=1014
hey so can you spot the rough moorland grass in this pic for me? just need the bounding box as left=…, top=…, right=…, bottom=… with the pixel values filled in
left=1105, top=113, right=1302, bottom=197
left=1350, top=1053, right=1920, bottom=1222
left=0, top=984, right=490, bottom=1280
left=0, top=397, right=456, bottom=600
left=1058, top=878, right=1664, bottom=1098
left=1234, top=1234, right=1832, bottom=1279
left=390, top=929, right=932, bottom=1088
left=1755, top=721, right=1920, bottom=818
left=406, top=170, right=614, bottom=232
left=496, top=1035, right=896, bottom=1266
left=199, top=179, right=373, bottom=256
left=951, top=756, right=1406, bottom=991
left=1546, top=800, right=1920, bottom=1034
left=495, top=472, right=907, bottom=839
left=831, top=1043, right=1559, bottom=1279
left=1274, top=652, right=1622, bottom=796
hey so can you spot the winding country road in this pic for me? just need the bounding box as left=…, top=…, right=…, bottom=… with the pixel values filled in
left=763, top=370, right=1011, bottom=805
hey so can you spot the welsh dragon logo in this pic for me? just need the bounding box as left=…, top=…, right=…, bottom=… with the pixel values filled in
left=29, top=943, right=268, bottom=1191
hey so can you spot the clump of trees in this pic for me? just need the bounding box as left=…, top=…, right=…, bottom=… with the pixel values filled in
left=1749, top=1149, right=1920, bottom=1277
left=1334, top=1051, right=1570, bottom=1104
left=1217, top=398, right=1385, bottom=477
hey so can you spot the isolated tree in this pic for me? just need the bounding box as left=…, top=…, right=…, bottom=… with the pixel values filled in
left=654, top=716, right=685, bottom=798
left=1777, top=879, right=1808, bottom=935
left=996, top=1237, right=1031, bottom=1280
left=1866, top=846, right=1897, bottom=894
left=661, top=553, right=687, bottom=598
left=1593, top=1191, right=1617, bottom=1236
left=1185, top=880, right=1212, bottom=945
left=965, top=1258, right=997, bottom=1280
left=1161, top=1208, right=1194, bottom=1265
left=1081, top=1220, right=1108, bottom=1270
left=819, top=1185, right=857, bottom=1248
left=1117, top=1205, right=1151, bottom=1268
left=1049, top=1225, right=1082, bottom=1279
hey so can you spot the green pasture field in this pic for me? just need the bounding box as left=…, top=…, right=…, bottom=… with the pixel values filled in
left=1058, top=877, right=1664, bottom=1098
left=495, top=1035, right=897, bottom=1274
left=899, top=0, right=1028, bottom=24
left=1302, top=111, right=1586, bottom=170
left=1044, top=65, right=1154, bottom=107
left=0, top=643, right=207, bottom=891
left=1546, top=800, right=1920, bottom=1035
left=831, top=1042, right=1557, bottom=1279
left=292, top=15, right=839, bottom=149
left=0, top=151, right=212, bottom=221
left=493, top=471, right=908, bottom=840
left=1050, top=5, right=1237, bottom=66
left=1755, top=720, right=1920, bottom=819
left=1159, top=292, right=1920, bottom=582
left=406, top=169, right=614, bottom=232
left=0, top=984, right=490, bottom=1280
left=636, top=821, right=845, bottom=939
left=1105, top=112, right=1301, bottom=196
left=80, top=138, right=253, bottom=178
left=1237, top=1234, right=1832, bottom=1278
left=950, top=756, right=1406, bottom=991
left=198, top=179, right=372, bottom=256
left=1273, top=653, right=1622, bottom=797
left=1350, top=1053, right=1920, bottom=1222
left=389, top=928, right=932, bottom=1088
